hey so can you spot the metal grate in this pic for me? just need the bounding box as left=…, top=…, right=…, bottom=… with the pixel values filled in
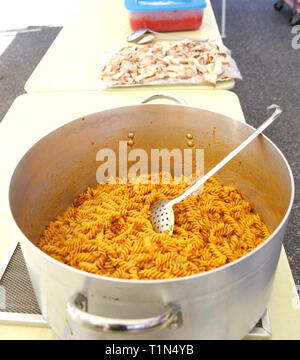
left=0, top=243, right=41, bottom=315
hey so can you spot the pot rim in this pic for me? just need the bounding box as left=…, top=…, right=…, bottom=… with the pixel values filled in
left=8, top=103, right=296, bottom=285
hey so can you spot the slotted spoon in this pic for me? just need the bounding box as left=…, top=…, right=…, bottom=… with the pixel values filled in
left=150, top=104, right=282, bottom=235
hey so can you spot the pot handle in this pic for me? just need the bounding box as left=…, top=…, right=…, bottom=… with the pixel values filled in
left=66, top=293, right=182, bottom=333
left=140, top=92, right=187, bottom=105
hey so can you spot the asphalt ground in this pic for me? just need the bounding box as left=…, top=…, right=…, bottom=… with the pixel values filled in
left=212, top=0, right=300, bottom=286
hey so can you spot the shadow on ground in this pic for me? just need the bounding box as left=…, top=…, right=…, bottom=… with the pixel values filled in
left=0, top=25, right=61, bottom=122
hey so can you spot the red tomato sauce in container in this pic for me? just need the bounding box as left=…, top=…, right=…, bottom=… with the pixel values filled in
left=124, top=0, right=207, bottom=32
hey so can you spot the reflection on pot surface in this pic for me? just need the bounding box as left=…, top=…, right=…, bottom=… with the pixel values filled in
left=9, top=95, right=294, bottom=339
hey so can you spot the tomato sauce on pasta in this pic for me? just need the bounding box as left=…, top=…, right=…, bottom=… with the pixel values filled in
left=38, top=175, right=269, bottom=280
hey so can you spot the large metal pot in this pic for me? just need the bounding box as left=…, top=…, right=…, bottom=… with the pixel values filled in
left=9, top=93, right=294, bottom=339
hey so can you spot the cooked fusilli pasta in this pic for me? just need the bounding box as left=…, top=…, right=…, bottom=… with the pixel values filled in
left=38, top=175, right=269, bottom=280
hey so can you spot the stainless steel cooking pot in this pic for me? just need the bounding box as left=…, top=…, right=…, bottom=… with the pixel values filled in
left=9, top=93, right=294, bottom=339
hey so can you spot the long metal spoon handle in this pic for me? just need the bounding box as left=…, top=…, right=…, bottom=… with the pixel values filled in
left=169, top=104, right=282, bottom=207
left=155, top=36, right=209, bottom=43
left=148, top=29, right=208, bottom=42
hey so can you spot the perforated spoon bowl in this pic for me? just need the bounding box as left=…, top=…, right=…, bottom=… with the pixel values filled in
left=127, top=28, right=149, bottom=42
left=150, top=104, right=283, bottom=235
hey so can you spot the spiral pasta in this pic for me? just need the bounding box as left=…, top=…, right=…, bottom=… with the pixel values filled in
left=38, top=175, right=270, bottom=280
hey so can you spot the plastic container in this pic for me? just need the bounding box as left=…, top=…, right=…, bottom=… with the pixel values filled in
left=124, top=0, right=207, bottom=32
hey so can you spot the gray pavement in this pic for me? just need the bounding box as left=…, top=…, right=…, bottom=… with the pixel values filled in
left=212, top=0, right=300, bottom=285
left=0, top=26, right=61, bottom=121
left=0, top=0, right=299, bottom=286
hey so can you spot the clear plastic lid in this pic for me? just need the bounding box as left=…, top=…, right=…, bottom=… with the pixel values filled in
left=124, top=0, right=207, bottom=11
